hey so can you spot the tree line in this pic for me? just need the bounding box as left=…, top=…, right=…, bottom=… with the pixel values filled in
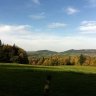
left=0, top=40, right=29, bottom=64
left=28, top=54, right=96, bottom=66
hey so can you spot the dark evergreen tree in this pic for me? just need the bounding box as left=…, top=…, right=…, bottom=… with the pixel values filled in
left=0, top=40, right=1, bottom=45
left=79, top=54, right=86, bottom=65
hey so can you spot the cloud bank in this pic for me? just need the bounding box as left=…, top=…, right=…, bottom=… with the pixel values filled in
left=79, top=20, right=96, bottom=33
left=0, top=23, right=96, bottom=52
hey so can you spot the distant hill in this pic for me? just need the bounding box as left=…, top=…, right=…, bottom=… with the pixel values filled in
left=27, top=50, right=58, bottom=57
left=27, top=49, right=96, bottom=57
left=61, top=49, right=96, bottom=56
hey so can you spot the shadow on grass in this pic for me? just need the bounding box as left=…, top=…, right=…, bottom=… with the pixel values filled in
left=0, top=69, right=96, bottom=96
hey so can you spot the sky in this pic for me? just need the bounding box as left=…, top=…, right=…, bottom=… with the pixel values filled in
left=0, top=0, right=96, bottom=52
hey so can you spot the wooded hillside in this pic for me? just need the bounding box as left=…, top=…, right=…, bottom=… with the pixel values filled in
left=28, top=50, right=96, bottom=66
left=0, top=40, right=29, bottom=64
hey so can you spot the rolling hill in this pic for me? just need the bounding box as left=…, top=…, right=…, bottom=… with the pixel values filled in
left=27, top=49, right=96, bottom=57
left=27, top=50, right=58, bottom=57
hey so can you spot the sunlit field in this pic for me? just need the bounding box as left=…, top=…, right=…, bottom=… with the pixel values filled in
left=0, top=63, right=96, bottom=96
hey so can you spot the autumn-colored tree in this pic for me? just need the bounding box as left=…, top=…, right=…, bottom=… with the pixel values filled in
left=0, top=41, right=29, bottom=64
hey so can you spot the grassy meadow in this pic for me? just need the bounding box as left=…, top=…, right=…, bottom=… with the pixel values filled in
left=0, top=63, right=96, bottom=96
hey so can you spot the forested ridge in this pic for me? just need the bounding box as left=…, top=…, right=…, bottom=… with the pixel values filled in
left=0, top=40, right=28, bottom=64
left=28, top=50, right=96, bottom=66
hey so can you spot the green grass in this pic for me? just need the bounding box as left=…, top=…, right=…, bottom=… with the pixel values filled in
left=0, top=63, right=96, bottom=96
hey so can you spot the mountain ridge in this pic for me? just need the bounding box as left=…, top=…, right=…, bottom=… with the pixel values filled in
left=27, top=49, right=96, bottom=57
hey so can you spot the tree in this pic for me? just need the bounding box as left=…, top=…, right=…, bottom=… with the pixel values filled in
left=18, top=49, right=29, bottom=64
left=79, top=54, right=86, bottom=65
left=0, top=40, right=2, bottom=46
left=0, top=41, right=29, bottom=64
left=37, top=57, right=45, bottom=65
left=65, top=56, right=73, bottom=65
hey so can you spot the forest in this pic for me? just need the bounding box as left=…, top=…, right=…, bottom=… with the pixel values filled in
left=28, top=54, right=96, bottom=66
left=0, top=40, right=29, bottom=64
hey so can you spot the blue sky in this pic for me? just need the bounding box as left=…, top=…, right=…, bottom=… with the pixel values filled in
left=0, top=0, right=96, bottom=51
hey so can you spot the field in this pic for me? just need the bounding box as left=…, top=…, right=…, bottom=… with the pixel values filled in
left=0, top=64, right=96, bottom=96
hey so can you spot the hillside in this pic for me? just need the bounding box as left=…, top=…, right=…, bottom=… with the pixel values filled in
left=61, top=49, right=96, bottom=56
left=27, top=49, right=96, bottom=57
left=0, top=40, right=29, bottom=64
left=27, top=50, right=58, bottom=57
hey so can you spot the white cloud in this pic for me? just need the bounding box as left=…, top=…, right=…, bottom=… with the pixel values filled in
left=79, top=21, right=96, bottom=33
left=32, top=0, right=40, bottom=5
left=65, top=7, right=79, bottom=15
left=0, top=24, right=33, bottom=41
left=29, top=12, right=45, bottom=20
left=48, top=22, right=66, bottom=29
left=0, top=24, right=31, bottom=33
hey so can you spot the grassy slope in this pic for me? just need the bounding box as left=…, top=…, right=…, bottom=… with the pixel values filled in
left=0, top=64, right=96, bottom=96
